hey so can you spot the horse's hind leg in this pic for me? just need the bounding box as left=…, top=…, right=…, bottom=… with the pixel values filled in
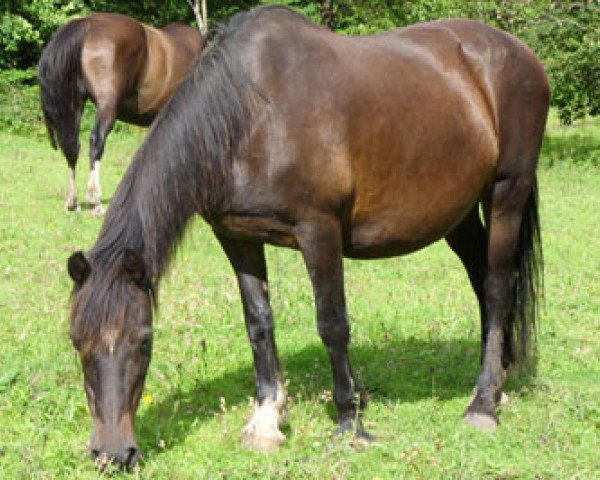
left=63, top=107, right=84, bottom=212
left=65, top=151, right=80, bottom=212
left=85, top=101, right=117, bottom=216
left=445, top=206, right=487, bottom=357
left=217, top=235, right=287, bottom=452
left=463, top=173, right=535, bottom=431
left=445, top=205, right=510, bottom=406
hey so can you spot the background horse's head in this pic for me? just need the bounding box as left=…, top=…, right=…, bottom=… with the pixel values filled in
left=67, top=249, right=153, bottom=469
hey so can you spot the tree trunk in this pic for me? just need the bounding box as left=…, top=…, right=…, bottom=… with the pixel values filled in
left=187, top=0, right=208, bottom=35
left=320, top=0, right=336, bottom=31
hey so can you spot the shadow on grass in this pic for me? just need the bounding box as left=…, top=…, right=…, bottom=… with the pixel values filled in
left=136, top=335, right=535, bottom=457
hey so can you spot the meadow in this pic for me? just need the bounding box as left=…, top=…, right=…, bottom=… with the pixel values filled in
left=0, top=114, right=598, bottom=478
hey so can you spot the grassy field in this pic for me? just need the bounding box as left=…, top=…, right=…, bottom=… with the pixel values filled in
left=0, top=116, right=599, bottom=479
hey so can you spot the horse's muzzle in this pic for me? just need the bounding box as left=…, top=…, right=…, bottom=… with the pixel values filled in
left=91, top=444, right=140, bottom=470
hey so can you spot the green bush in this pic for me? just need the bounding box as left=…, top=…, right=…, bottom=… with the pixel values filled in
left=0, top=69, right=45, bottom=136
left=0, top=1, right=87, bottom=69
left=530, top=4, right=600, bottom=125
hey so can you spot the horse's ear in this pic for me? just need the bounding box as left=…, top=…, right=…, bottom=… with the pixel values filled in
left=68, top=251, right=91, bottom=285
left=121, top=248, right=147, bottom=287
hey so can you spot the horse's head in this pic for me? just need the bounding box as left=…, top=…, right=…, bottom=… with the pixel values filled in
left=67, top=249, right=153, bottom=469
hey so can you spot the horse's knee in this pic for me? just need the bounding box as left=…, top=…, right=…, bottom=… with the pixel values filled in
left=247, top=322, right=273, bottom=345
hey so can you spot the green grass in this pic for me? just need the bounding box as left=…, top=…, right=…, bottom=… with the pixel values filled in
left=0, top=119, right=599, bottom=479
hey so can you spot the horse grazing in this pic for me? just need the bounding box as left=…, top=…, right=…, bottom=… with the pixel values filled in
left=67, top=6, right=549, bottom=468
left=39, top=12, right=203, bottom=215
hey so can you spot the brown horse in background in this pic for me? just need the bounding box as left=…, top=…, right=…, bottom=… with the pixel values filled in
left=39, top=12, right=203, bottom=215
left=67, top=6, right=549, bottom=468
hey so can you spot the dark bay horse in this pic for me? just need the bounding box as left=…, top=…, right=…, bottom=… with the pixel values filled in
left=66, top=6, right=549, bottom=468
left=39, top=12, right=203, bottom=215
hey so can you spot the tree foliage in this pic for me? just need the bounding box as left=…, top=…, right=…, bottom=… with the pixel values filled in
left=0, top=0, right=599, bottom=123
left=517, top=1, right=600, bottom=124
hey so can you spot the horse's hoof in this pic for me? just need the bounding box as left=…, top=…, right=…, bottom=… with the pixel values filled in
left=464, top=411, right=498, bottom=432
left=335, top=418, right=374, bottom=450
left=85, top=186, right=100, bottom=205
left=241, top=426, right=285, bottom=453
left=349, top=431, right=374, bottom=451
left=90, top=204, right=105, bottom=217
left=65, top=202, right=80, bottom=212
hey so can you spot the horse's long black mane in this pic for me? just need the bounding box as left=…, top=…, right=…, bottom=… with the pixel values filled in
left=88, top=7, right=279, bottom=281
left=71, top=6, right=298, bottom=343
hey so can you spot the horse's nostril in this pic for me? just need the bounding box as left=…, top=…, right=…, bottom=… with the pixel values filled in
left=91, top=449, right=100, bottom=460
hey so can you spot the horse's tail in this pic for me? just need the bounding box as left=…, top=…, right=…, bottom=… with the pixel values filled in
left=508, top=176, right=543, bottom=369
left=38, top=17, right=88, bottom=159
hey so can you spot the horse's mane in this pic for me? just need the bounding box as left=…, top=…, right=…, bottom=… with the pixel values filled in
left=71, top=6, right=295, bottom=343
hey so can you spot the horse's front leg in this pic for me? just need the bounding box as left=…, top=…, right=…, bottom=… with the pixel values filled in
left=297, top=216, right=372, bottom=443
left=217, top=235, right=286, bottom=452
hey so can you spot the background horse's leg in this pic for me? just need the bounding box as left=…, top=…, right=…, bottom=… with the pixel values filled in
left=86, top=102, right=117, bottom=216
left=62, top=106, right=84, bottom=212
left=296, top=216, right=370, bottom=441
left=65, top=151, right=80, bottom=212
left=464, top=174, right=534, bottom=430
left=217, top=236, right=286, bottom=452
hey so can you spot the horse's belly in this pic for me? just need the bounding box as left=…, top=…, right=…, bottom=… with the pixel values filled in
left=344, top=113, right=496, bottom=258
left=345, top=176, right=485, bottom=258
left=346, top=214, right=459, bottom=258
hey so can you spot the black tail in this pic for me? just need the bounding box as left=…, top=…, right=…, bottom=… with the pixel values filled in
left=507, top=177, right=543, bottom=369
left=38, top=17, right=88, bottom=160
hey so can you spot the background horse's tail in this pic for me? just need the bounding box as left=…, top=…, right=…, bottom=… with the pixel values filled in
left=509, top=177, right=543, bottom=369
left=38, top=17, right=88, bottom=160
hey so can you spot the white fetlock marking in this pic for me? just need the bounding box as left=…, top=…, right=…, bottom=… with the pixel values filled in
left=91, top=204, right=105, bottom=217
left=241, top=382, right=287, bottom=452
left=65, top=166, right=78, bottom=211
left=86, top=161, right=102, bottom=205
